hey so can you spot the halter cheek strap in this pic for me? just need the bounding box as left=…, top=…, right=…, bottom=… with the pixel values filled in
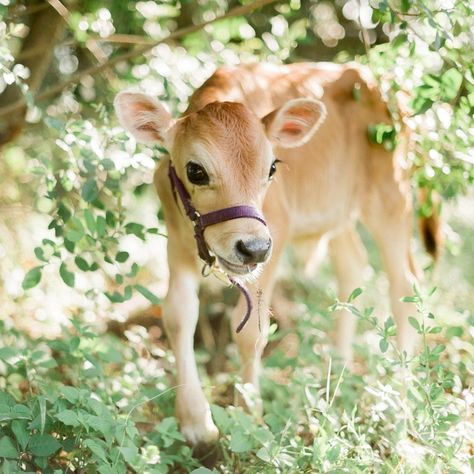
left=168, top=163, right=267, bottom=332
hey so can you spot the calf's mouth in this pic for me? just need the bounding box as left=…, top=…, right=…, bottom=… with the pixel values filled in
left=217, top=256, right=259, bottom=276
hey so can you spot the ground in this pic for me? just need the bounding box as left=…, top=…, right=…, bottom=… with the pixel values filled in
left=0, top=191, right=473, bottom=473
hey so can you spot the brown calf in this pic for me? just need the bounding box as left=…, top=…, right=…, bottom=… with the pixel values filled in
left=114, top=62, right=438, bottom=446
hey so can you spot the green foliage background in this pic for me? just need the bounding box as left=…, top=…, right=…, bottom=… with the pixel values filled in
left=0, top=0, right=473, bottom=472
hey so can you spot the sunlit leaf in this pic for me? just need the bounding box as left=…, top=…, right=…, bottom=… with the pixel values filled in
left=22, top=267, right=42, bottom=290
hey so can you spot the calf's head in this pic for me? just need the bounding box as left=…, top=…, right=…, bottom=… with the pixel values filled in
left=114, top=92, right=326, bottom=276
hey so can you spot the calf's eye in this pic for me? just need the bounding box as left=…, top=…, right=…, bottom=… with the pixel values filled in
left=186, top=162, right=209, bottom=186
left=269, top=159, right=280, bottom=179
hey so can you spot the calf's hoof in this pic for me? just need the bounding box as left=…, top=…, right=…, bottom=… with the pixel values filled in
left=180, top=416, right=219, bottom=446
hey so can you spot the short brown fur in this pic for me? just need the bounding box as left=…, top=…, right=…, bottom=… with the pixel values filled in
left=116, top=61, right=439, bottom=446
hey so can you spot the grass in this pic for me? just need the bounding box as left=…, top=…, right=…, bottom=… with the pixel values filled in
left=0, top=195, right=473, bottom=473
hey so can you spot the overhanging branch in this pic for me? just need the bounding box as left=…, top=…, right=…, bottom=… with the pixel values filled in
left=0, top=0, right=278, bottom=118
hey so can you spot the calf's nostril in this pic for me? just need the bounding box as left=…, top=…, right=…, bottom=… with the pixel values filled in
left=236, top=240, right=253, bottom=260
left=235, top=238, right=272, bottom=264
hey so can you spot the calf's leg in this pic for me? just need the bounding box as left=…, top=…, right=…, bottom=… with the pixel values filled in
left=364, top=213, right=419, bottom=357
left=329, top=227, right=369, bottom=363
left=231, top=237, right=285, bottom=403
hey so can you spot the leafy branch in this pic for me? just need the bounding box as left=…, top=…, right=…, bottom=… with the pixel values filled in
left=0, top=0, right=279, bottom=118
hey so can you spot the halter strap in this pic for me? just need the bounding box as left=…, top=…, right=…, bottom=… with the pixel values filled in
left=168, top=163, right=266, bottom=267
left=167, top=162, right=266, bottom=333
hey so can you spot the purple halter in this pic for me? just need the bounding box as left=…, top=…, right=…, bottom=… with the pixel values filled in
left=168, top=163, right=266, bottom=333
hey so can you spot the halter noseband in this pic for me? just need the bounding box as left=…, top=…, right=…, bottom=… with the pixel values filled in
left=168, top=163, right=267, bottom=333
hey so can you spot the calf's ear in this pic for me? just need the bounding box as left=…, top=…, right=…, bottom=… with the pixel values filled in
left=114, top=91, right=175, bottom=145
left=262, top=98, right=327, bottom=148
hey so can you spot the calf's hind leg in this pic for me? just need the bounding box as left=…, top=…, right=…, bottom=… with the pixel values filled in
left=329, top=227, right=369, bottom=363
left=364, top=211, right=419, bottom=356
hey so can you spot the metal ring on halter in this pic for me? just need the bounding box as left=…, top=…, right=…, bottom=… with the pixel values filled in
left=201, top=262, right=214, bottom=277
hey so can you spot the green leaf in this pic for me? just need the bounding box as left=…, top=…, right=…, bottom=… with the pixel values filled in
left=0, top=391, right=16, bottom=408
left=211, top=404, right=232, bottom=432
left=256, top=447, right=272, bottom=463
left=10, top=405, right=31, bottom=420
left=441, top=68, right=463, bottom=101
left=75, top=256, right=89, bottom=271
left=105, top=291, right=124, bottom=303
left=22, top=266, right=42, bottom=290
left=101, top=158, right=115, bottom=170
left=38, top=396, right=46, bottom=434
left=34, top=247, right=48, bottom=263
left=98, top=465, right=117, bottom=474
left=84, top=438, right=107, bottom=461
left=60, top=386, right=79, bottom=403
left=384, top=317, right=395, bottom=330
left=84, top=209, right=96, bottom=234
left=118, top=446, right=139, bottom=464
left=401, top=0, right=410, bottom=12
left=134, top=285, right=161, bottom=305
left=348, top=287, right=362, bottom=302
left=56, top=410, right=80, bottom=427
left=28, top=434, right=61, bottom=457
left=431, top=344, right=446, bottom=356
left=125, top=222, right=145, bottom=240
left=11, top=420, right=29, bottom=450
left=57, top=202, right=72, bottom=222
left=408, top=317, right=420, bottom=332
left=127, top=263, right=139, bottom=278
left=401, top=295, right=419, bottom=303
left=35, top=456, right=48, bottom=470
left=230, top=429, right=252, bottom=453
left=0, top=347, right=20, bottom=361
left=66, top=217, right=84, bottom=243
left=431, top=31, right=444, bottom=50
left=115, top=251, right=129, bottom=263
left=379, top=338, right=389, bottom=353
left=327, top=445, right=341, bottom=462
left=59, top=263, right=75, bottom=287
left=381, top=317, right=396, bottom=337
left=0, top=436, right=18, bottom=458
left=445, top=326, right=463, bottom=338
left=105, top=211, right=116, bottom=227
left=123, top=285, right=132, bottom=301
left=96, top=216, right=107, bottom=237
left=82, top=178, right=99, bottom=203
left=411, top=96, right=433, bottom=115
left=392, top=32, right=407, bottom=48
left=64, top=238, right=76, bottom=253
left=429, top=385, right=443, bottom=401
left=288, top=18, right=307, bottom=41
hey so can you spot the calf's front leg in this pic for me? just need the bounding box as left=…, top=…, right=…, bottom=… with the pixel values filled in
left=231, top=237, right=284, bottom=407
left=163, top=261, right=218, bottom=445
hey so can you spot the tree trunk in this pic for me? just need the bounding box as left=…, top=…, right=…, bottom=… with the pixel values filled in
left=0, top=4, right=65, bottom=145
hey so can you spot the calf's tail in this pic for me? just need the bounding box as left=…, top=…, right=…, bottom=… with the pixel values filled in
left=418, top=188, right=443, bottom=260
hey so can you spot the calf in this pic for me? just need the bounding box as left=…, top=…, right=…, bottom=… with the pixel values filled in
left=114, top=62, right=439, bottom=446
